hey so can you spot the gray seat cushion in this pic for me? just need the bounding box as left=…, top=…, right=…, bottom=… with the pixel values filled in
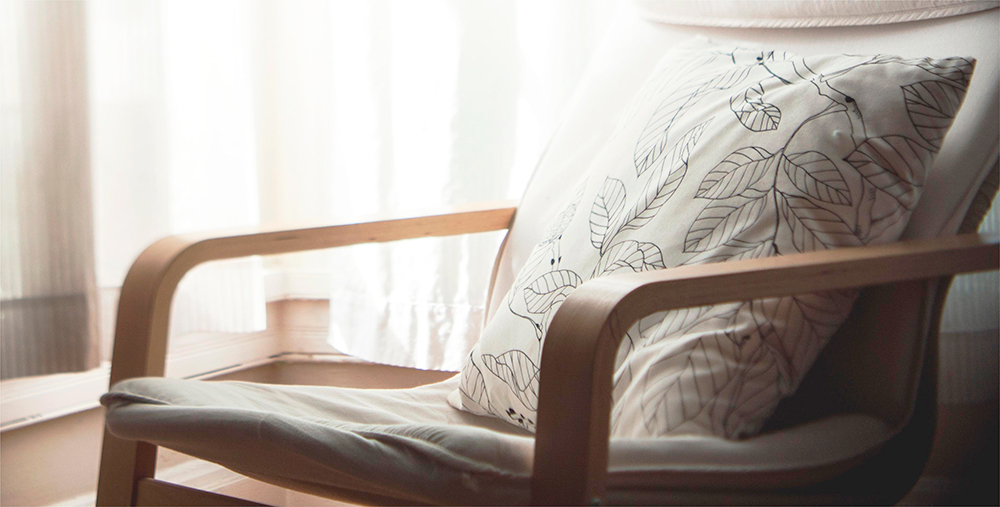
left=103, top=375, right=888, bottom=505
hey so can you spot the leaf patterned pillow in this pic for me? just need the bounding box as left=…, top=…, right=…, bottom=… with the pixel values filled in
left=448, top=38, right=974, bottom=438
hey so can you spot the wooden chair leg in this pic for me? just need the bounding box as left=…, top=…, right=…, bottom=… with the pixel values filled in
left=96, top=431, right=158, bottom=506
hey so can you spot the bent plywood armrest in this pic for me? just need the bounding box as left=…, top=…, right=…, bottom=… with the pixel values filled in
left=531, top=233, right=999, bottom=505
left=96, top=200, right=517, bottom=506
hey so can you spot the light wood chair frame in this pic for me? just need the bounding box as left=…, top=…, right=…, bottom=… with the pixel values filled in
left=95, top=194, right=998, bottom=506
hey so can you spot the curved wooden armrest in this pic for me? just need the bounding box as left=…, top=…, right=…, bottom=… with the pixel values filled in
left=107, top=200, right=517, bottom=386
left=530, top=233, right=999, bottom=505
left=99, top=202, right=515, bottom=506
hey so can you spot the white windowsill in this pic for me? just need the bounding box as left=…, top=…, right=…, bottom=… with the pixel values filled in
left=1, top=274, right=336, bottom=432
left=0, top=331, right=285, bottom=432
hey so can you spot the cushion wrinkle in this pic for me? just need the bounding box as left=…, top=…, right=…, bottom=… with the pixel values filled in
left=104, top=374, right=890, bottom=504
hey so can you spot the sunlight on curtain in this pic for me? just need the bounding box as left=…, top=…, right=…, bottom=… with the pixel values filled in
left=3, top=0, right=614, bottom=376
left=321, top=1, right=615, bottom=370
left=87, top=0, right=266, bottom=358
left=240, top=0, right=617, bottom=370
left=0, top=1, right=100, bottom=379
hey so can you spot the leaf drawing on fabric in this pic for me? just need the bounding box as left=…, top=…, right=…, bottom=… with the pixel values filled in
left=777, top=192, right=860, bottom=253
left=459, top=354, right=490, bottom=410
left=696, top=146, right=780, bottom=200
left=541, top=180, right=587, bottom=243
left=915, top=57, right=974, bottom=87
left=634, top=64, right=750, bottom=176
left=731, top=81, right=781, bottom=132
left=523, top=270, right=582, bottom=314
left=613, top=306, right=720, bottom=431
left=510, top=180, right=586, bottom=298
left=612, top=52, right=714, bottom=139
left=846, top=136, right=932, bottom=210
left=512, top=269, right=582, bottom=339
left=684, top=194, right=768, bottom=253
left=609, top=119, right=712, bottom=247
left=640, top=332, right=742, bottom=435
left=683, top=239, right=775, bottom=266
left=902, top=81, right=964, bottom=151
left=481, top=350, right=540, bottom=411
left=710, top=335, right=781, bottom=438
left=590, top=178, right=627, bottom=252
left=512, top=242, right=560, bottom=297
left=592, top=240, right=665, bottom=278
left=749, top=292, right=849, bottom=382
left=783, top=151, right=851, bottom=205
left=610, top=311, right=633, bottom=415
left=645, top=303, right=738, bottom=348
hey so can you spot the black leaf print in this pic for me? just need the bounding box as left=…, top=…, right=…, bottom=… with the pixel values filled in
left=612, top=52, right=714, bottom=139
left=511, top=269, right=582, bottom=339
left=731, top=82, right=781, bottom=132
left=510, top=241, right=561, bottom=303
left=610, top=311, right=633, bottom=423
left=612, top=119, right=712, bottom=242
left=645, top=303, right=734, bottom=347
left=541, top=180, right=587, bottom=243
left=640, top=331, right=742, bottom=436
left=684, top=194, right=768, bottom=253
left=696, top=146, right=780, bottom=200
left=612, top=310, right=674, bottom=432
left=611, top=356, right=633, bottom=430
left=481, top=350, right=540, bottom=412
left=846, top=136, right=932, bottom=210
left=749, top=292, right=849, bottom=382
left=868, top=201, right=910, bottom=245
left=777, top=192, right=860, bottom=253
left=791, top=291, right=854, bottom=339
left=523, top=270, right=582, bottom=315
left=683, top=239, right=775, bottom=266
left=915, top=57, right=974, bottom=87
left=634, top=65, right=750, bottom=177
left=592, top=240, right=665, bottom=278
left=706, top=63, right=756, bottom=89
left=510, top=180, right=586, bottom=295
left=902, top=80, right=965, bottom=151
left=459, top=354, right=490, bottom=410
left=784, top=151, right=851, bottom=205
left=590, top=177, right=627, bottom=252
left=711, top=335, right=781, bottom=438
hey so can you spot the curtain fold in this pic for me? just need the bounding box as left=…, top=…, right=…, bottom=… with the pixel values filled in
left=87, top=0, right=267, bottom=356
left=941, top=197, right=999, bottom=333
left=1, top=0, right=100, bottom=379
left=247, top=0, right=617, bottom=371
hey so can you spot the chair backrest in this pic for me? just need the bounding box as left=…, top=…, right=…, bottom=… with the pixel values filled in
left=485, top=1, right=999, bottom=428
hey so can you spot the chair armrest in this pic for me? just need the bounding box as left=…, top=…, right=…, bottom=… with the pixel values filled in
left=530, top=233, right=999, bottom=505
left=107, top=201, right=517, bottom=386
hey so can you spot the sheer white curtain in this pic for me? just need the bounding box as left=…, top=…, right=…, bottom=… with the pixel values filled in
left=251, top=0, right=616, bottom=370
left=1, top=0, right=615, bottom=378
left=1, top=1, right=100, bottom=379
left=87, top=0, right=267, bottom=359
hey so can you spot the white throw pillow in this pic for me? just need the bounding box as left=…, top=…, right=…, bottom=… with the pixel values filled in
left=449, top=38, right=974, bottom=438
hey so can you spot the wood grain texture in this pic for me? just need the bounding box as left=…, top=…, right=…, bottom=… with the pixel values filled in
left=96, top=201, right=516, bottom=507
left=530, top=233, right=999, bottom=505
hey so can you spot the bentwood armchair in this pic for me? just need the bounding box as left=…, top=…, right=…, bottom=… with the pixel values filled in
left=98, top=1, right=999, bottom=505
